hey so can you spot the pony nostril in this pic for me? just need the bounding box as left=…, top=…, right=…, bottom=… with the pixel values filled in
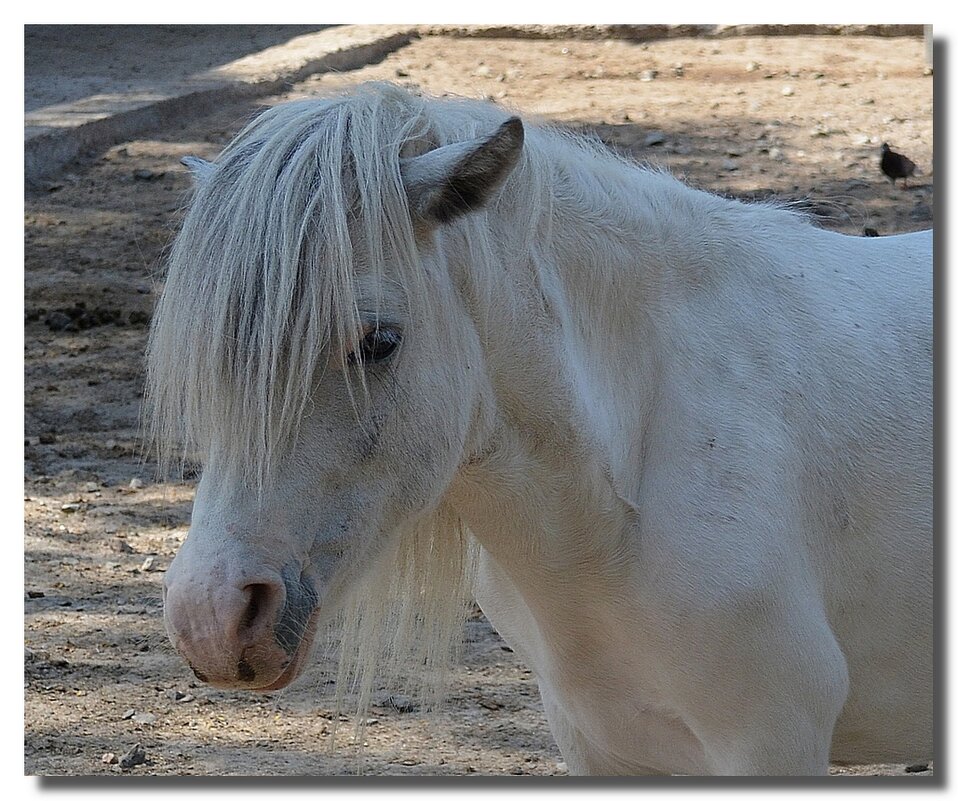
left=239, top=582, right=279, bottom=634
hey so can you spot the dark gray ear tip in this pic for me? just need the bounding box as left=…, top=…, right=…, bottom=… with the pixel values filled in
left=500, top=117, right=524, bottom=142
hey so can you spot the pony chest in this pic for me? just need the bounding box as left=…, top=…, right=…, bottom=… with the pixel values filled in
left=476, top=551, right=696, bottom=768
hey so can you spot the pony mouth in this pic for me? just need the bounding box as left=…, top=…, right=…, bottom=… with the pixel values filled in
left=252, top=606, right=322, bottom=692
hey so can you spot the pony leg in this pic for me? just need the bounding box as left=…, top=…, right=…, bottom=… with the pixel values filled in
left=539, top=690, right=671, bottom=776
left=673, top=598, right=850, bottom=775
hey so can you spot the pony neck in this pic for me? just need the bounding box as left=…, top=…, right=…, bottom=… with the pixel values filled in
left=449, top=147, right=716, bottom=579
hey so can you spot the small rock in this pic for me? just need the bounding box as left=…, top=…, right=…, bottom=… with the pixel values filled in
left=60, top=502, right=83, bottom=513
left=721, top=159, right=739, bottom=171
left=642, top=131, right=666, bottom=147
left=639, top=69, right=658, bottom=82
left=27, top=590, right=45, bottom=598
left=132, top=169, right=163, bottom=181
left=131, top=712, right=157, bottom=725
left=118, top=742, right=147, bottom=769
left=768, top=147, right=785, bottom=161
left=121, top=709, right=135, bottom=720
left=905, top=763, right=929, bottom=773
left=394, top=68, right=409, bottom=77
left=101, top=752, right=118, bottom=764
left=140, top=556, right=157, bottom=572
left=473, top=65, right=493, bottom=78
left=387, top=694, right=419, bottom=713
left=745, top=61, right=760, bottom=72
left=83, top=481, right=100, bottom=492
left=44, top=312, right=72, bottom=332
left=782, top=86, right=795, bottom=97
left=129, top=478, right=145, bottom=490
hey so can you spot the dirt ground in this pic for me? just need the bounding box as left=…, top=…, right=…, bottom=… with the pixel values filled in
left=24, top=32, right=934, bottom=777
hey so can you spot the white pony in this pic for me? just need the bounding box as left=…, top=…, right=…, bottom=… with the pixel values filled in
left=149, top=83, right=932, bottom=775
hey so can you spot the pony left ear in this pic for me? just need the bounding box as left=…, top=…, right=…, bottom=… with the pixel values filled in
left=400, top=117, right=524, bottom=226
left=181, top=155, right=214, bottom=183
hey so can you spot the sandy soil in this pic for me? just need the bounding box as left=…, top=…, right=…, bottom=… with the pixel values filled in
left=24, top=31, right=933, bottom=777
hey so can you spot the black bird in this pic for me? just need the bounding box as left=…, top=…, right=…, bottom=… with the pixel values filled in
left=880, top=143, right=917, bottom=187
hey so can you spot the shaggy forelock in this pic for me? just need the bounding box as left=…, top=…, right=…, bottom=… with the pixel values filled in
left=147, top=86, right=431, bottom=486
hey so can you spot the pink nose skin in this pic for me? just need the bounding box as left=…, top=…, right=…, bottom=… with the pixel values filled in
left=163, top=569, right=292, bottom=689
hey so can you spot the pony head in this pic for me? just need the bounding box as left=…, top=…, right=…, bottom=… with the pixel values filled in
left=149, top=85, right=525, bottom=701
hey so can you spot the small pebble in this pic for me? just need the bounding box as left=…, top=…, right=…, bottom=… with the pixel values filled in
left=121, top=709, right=135, bottom=720
left=129, top=478, right=144, bottom=490
left=118, top=742, right=147, bottom=769
left=643, top=131, right=666, bottom=147
left=101, top=752, right=117, bottom=764
left=140, top=556, right=157, bottom=572
left=44, top=312, right=72, bottom=332
left=131, top=712, right=157, bottom=725
left=782, top=86, right=795, bottom=97
left=905, top=763, right=929, bottom=773
left=133, top=169, right=164, bottom=181
left=387, top=694, right=419, bottom=713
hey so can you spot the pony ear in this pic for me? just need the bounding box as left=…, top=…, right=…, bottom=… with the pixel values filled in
left=400, top=117, right=524, bottom=226
left=181, top=155, right=214, bottom=183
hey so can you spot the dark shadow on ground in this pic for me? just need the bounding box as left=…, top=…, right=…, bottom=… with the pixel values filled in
left=25, top=25, right=335, bottom=112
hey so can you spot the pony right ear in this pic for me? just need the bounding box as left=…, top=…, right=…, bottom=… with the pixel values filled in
left=400, top=117, right=524, bottom=227
left=181, top=155, right=214, bottom=183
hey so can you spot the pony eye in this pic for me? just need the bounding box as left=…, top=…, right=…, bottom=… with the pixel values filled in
left=349, top=326, right=402, bottom=366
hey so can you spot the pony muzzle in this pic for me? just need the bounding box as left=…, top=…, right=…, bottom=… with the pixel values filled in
left=163, top=565, right=316, bottom=690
